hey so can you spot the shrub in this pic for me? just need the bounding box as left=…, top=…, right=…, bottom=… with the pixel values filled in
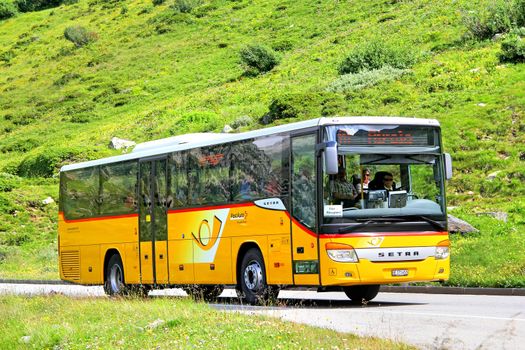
left=463, top=0, right=525, bottom=40
left=0, top=1, right=18, bottom=20
left=14, top=0, right=63, bottom=12
left=171, top=0, right=201, bottom=13
left=327, top=66, right=410, bottom=93
left=152, top=0, right=164, bottom=5
left=172, top=111, right=222, bottom=133
left=338, top=41, right=416, bottom=75
left=64, top=26, right=98, bottom=47
left=239, top=44, right=280, bottom=75
left=17, top=147, right=103, bottom=178
left=499, top=34, right=525, bottom=63
left=231, top=115, right=253, bottom=129
left=261, top=92, right=346, bottom=125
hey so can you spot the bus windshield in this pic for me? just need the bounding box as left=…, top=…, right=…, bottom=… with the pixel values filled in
left=322, top=124, right=446, bottom=225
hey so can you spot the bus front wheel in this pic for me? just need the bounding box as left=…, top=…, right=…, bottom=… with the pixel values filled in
left=238, top=248, right=278, bottom=305
left=343, top=285, right=380, bottom=304
left=104, top=254, right=127, bottom=296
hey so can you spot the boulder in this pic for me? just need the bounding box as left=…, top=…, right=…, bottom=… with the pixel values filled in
left=222, top=125, right=233, bottom=133
left=486, top=170, right=502, bottom=181
left=448, top=214, right=479, bottom=235
left=478, top=212, right=508, bottom=223
left=42, top=197, right=54, bottom=205
left=109, top=137, right=136, bottom=150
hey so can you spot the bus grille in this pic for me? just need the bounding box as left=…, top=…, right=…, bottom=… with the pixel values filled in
left=61, top=250, right=80, bottom=281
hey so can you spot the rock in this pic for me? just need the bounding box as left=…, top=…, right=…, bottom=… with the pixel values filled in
left=109, top=137, right=136, bottom=150
left=146, top=319, right=165, bottom=330
left=478, top=212, right=508, bottom=223
left=477, top=103, right=486, bottom=107
left=469, top=68, right=480, bottom=73
left=486, top=171, right=502, bottom=181
left=222, top=125, right=233, bottom=133
left=42, top=197, right=54, bottom=205
left=520, top=152, right=525, bottom=161
left=20, top=336, right=31, bottom=344
left=448, top=214, right=479, bottom=235
left=492, top=33, right=505, bottom=41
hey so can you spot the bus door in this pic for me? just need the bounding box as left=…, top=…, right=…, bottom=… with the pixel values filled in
left=139, top=158, right=169, bottom=285
left=291, top=133, right=320, bottom=285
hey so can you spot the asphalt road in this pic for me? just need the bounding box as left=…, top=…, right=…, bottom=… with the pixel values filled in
left=1, top=283, right=523, bottom=350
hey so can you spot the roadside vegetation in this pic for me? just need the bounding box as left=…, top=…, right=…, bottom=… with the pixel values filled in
left=0, top=0, right=524, bottom=286
left=0, top=295, right=413, bottom=349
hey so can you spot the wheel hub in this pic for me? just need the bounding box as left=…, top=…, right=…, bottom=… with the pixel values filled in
left=110, top=264, right=123, bottom=293
left=244, top=261, right=263, bottom=291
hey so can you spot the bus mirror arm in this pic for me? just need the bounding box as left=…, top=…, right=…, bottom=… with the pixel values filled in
left=316, top=141, right=338, bottom=175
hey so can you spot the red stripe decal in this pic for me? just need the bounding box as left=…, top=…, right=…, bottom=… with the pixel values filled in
left=62, top=213, right=138, bottom=224
left=319, top=231, right=448, bottom=238
left=168, top=202, right=255, bottom=214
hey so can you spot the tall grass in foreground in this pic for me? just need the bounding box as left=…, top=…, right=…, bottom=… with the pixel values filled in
left=0, top=295, right=413, bottom=349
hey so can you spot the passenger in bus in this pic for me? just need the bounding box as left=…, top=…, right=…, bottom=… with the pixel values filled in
left=362, top=168, right=371, bottom=190
left=331, top=167, right=358, bottom=207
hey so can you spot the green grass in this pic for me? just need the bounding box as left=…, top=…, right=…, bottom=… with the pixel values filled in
left=0, top=295, right=413, bottom=349
left=0, top=0, right=524, bottom=286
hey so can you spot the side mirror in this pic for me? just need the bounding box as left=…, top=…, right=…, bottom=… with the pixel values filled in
left=444, top=153, right=452, bottom=180
left=325, top=141, right=338, bottom=175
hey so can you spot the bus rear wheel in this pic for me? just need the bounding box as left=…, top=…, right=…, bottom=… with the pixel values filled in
left=343, top=285, right=380, bottom=304
left=238, top=248, right=278, bottom=305
left=104, top=254, right=127, bottom=296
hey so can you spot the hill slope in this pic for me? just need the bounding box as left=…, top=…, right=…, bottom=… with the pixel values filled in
left=0, top=0, right=524, bottom=284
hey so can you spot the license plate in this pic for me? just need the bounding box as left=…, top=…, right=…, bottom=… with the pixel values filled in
left=392, top=269, right=409, bottom=277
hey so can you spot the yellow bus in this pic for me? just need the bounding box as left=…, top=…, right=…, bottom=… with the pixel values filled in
left=58, top=117, right=452, bottom=304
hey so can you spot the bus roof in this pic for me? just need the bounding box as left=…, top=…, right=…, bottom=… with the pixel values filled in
left=60, top=116, right=440, bottom=172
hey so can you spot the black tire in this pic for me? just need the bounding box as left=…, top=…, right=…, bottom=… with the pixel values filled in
left=104, top=254, right=127, bottom=296
left=238, top=248, right=278, bottom=305
left=184, top=284, right=225, bottom=302
left=343, top=285, right=380, bottom=304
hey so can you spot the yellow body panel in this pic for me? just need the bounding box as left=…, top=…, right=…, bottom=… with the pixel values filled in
left=58, top=207, right=449, bottom=288
left=319, top=235, right=450, bottom=286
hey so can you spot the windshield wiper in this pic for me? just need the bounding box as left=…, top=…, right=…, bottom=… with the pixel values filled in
left=400, top=215, right=446, bottom=231
left=338, top=217, right=404, bottom=233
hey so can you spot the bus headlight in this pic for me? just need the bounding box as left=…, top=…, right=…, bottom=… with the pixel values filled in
left=326, top=242, right=358, bottom=263
left=435, top=240, right=450, bottom=260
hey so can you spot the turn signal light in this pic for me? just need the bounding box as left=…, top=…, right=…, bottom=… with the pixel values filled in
left=325, top=242, right=358, bottom=263
left=435, top=240, right=450, bottom=260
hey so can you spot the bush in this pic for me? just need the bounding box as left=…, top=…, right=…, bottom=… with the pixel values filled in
left=171, top=0, right=201, bottom=13
left=499, top=34, right=525, bottom=63
left=64, top=26, right=98, bottom=47
left=338, top=41, right=416, bottom=75
left=172, top=111, right=222, bottom=133
left=327, top=66, right=410, bottom=93
left=463, top=0, right=525, bottom=40
left=0, top=1, right=18, bottom=20
left=14, top=0, right=63, bottom=12
left=261, top=92, right=347, bottom=125
left=152, top=0, right=164, bottom=5
left=17, top=147, right=103, bottom=178
left=239, top=44, right=280, bottom=75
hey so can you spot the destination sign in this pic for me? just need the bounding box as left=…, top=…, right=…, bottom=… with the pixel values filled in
left=336, top=126, right=435, bottom=147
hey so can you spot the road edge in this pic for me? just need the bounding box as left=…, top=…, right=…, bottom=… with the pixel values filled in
left=1, top=279, right=524, bottom=296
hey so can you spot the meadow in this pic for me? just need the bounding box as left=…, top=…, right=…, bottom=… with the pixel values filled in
left=0, top=0, right=524, bottom=286
left=0, top=294, right=414, bottom=349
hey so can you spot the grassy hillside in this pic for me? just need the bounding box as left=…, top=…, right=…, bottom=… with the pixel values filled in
left=0, top=0, right=524, bottom=285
